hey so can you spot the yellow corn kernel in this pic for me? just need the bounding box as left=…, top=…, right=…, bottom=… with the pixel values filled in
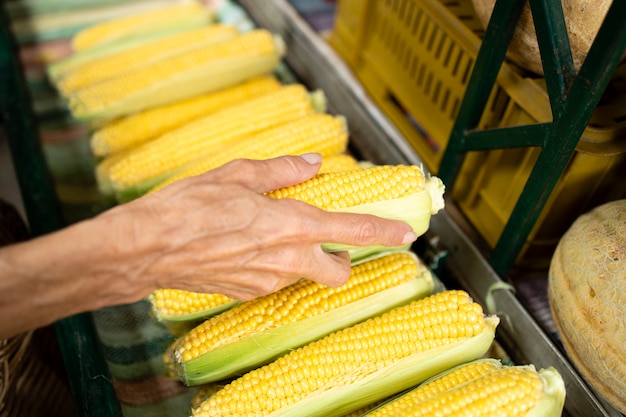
left=149, top=289, right=236, bottom=322
left=105, top=84, right=321, bottom=200
left=149, top=113, right=349, bottom=194
left=71, top=2, right=213, bottom=52
left=267, top=164, right=426, bottom=210
left=318, top=153, right=363, bottom=174
left=59, top=25, right=239, bottom=94
left=67, top=29, right=284, bottom=121
left=192, top=290, right=498, bottom=417
left=90, top=75, right=281, bottom=157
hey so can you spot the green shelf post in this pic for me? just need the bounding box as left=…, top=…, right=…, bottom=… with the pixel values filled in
left=437, top=0, right=626, bottom=278
left=0, top=7, right=122, bottom=417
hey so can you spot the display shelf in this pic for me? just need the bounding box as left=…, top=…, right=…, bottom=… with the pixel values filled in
left=1, top=0, right=622, bottom=415
left=236, top=1, right=622, bottom=416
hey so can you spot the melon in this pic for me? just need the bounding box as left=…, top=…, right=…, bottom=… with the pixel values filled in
left=548, top=199, right=625, bottom=414
left=471, top=0, right=623, bottom=76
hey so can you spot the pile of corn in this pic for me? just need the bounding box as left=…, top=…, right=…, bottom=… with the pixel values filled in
left=46, top=2, right=567, bottom=416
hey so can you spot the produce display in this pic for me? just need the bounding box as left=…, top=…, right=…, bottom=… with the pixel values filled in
left=42, top=1, right=569, bottom=416
left=548, top=199, right=626, bottom=414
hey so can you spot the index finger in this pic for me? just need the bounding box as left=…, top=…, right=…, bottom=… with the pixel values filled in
left=281, top=199, right=417, bottom=250
left=316, top=211, right=418, bottom=249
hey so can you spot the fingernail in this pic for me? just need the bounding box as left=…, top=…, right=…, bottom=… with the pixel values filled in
left=401, top=231, right=418, bottom=244
left=300, top=152, right=322, bottom=165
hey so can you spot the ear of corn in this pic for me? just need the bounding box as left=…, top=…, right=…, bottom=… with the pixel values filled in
left=103, top=84, right=324, bottom=202
left=70, top=1, right=214, bottom=52
left=148, top=113, right=349, bottom=196
left=266, top=164, right=445, bottom=260
left=149, top=289, right=239, bottom=323
left=66, top=29, right=285, bottom=121
left=90, top=75, right=282, bottom=158
left=56, top=24, right=240, bottom=94
left=167, top=251, right=435, bottom=386
left=6, top=0, right=132, bottom=17
left=192, top=290, right=499, bottom=417
left=47, top=8, right=215, bottom=80
left=10, top=0, right=191, bottom=45
left=364, top=358, right=566, bottom=417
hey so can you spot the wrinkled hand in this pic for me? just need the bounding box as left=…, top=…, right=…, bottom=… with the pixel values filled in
left=104, top=154, right=417, bottom=300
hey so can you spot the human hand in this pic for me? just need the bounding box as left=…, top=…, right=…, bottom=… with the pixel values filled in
left=106, top=154, right=417, bottom=301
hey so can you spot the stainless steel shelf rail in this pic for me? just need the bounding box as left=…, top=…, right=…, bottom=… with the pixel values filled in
left=237, top=1, right=622, bottom=416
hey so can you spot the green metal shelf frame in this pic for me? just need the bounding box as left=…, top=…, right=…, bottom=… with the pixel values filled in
left=437, top=0, right=626, bottom=278
left=0, top=7, right=121, bottom=417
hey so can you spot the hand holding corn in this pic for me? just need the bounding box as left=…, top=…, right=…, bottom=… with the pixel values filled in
left=0, top=155, right=417, bottom=338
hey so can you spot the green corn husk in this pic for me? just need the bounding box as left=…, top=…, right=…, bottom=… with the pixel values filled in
left=168, top=251, right=435, bottom=386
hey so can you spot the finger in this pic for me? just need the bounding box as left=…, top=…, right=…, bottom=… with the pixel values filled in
left=206, top=154, right=322, bottom=193
left=322, top=211, right=417, bottom=248
left=182, top=270, right=304, bottom=301
left=277, top=199, right=417, bottom=249
left=234, top=241, right=353, bottom=288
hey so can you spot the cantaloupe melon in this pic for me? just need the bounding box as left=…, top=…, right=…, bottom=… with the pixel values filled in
left=548, top=199, right=625, bottom=414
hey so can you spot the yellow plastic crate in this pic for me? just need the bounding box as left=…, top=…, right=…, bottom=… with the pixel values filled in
left=329, top=0, right=626, bottom=269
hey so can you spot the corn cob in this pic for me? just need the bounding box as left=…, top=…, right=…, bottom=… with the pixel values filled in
left=5, top=0, right=131, bottom=17
left=104, top=84, right=324, bottom=201
left=47, top=5, right=215, bottom=81
left=192, top=290, right=499, bottom=417
left=71, top=1, right=213, bottom=52
left=57, top=24, right=240, bottom=94
left=90, top=75, right=281, bottom=157
left=149, top=289, right=238, bottom=323
left=66, top=29, right=285, bottom=121
left=267, top=164, right=445, bottom=260
left=148, top=113, right=349, bottom=196
left=11, top=0, right=194, bottom=47
left=168, top=251, right=434, bottom=385
left=364, top=358, right=566, bottom=417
